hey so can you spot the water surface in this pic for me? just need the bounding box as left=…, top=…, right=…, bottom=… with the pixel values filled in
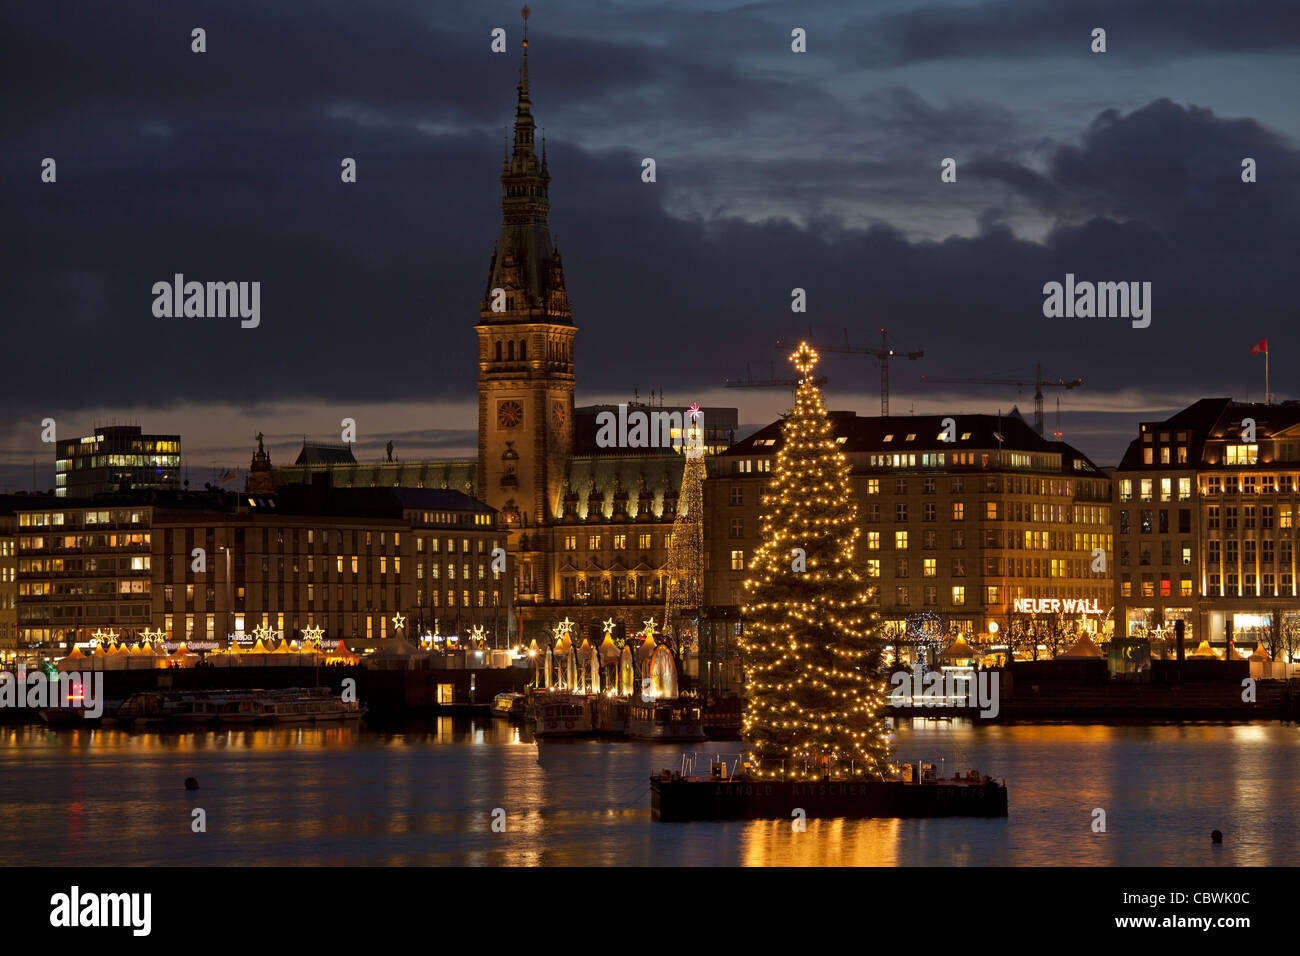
left=0, top=719, right=1293, bottom=865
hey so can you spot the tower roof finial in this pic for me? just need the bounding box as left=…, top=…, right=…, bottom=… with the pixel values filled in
left=517, top=6, right=531, bottom=107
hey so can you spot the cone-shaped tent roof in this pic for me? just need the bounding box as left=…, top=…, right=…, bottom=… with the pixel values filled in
left=1192, top=640, right=1221, bottom=659
left=554, top=635, right=572, bottom=655
left=941, top=637, right=974, bottom=660
left=637, top=632, right=657, bottom=658
left=250, top=638, right=269, bottom=653
left=65, top=645, right=85, bottom=659
left=369, top=635, right=425, bottom=659
left=599, top=635, right=621, bottom=662
left=1060, top=634, right=1104, bottom=658
left=326, top=640, right=359, bottom=662
left=1250, top=645, right=1271, bottom=661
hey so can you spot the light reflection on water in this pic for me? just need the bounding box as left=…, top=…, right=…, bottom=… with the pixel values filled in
left=1, top=719, right=1297, bottom=866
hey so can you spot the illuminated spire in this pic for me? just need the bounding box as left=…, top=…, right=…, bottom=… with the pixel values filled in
left=483, top=3, right=566, bottom=322
left=512, top=5, right=536, bottom=164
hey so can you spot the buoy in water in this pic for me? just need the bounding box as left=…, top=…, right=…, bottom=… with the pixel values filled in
left=184, top=777, right=200, bottom=791
left=1211, top=829, right=1223, bottom=844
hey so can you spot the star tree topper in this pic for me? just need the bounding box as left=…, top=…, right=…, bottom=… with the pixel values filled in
left=790, top=341, right=819, bottom=378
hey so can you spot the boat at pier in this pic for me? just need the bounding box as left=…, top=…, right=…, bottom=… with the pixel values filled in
left=492, top=692, right=526, bottom=720
left=531, top=693, right=594, bottom=738
left=106, top=688, right=365, bottom=727
left=702, top=695, right=743, bottom=740
left=591, top=695, right=629, bottom=736
left=650, top=755, right=1008, bottom=821
left=628, top=699, right=706, bottom=742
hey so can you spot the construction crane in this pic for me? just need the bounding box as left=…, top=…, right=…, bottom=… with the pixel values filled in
left=921, top=363, right=1082, bottom=436
left=775, top=328, right=923, bottom=416
left=724, top=360, right=826, bottom=391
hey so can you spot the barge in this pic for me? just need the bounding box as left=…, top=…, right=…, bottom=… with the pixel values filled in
left=650, top=756, right=1008, bottom=821
left=531, top=693, right=593, bottom=738
left=105, top=688, right=365, bottom=727
left=628, top=699, right=706, bottom=742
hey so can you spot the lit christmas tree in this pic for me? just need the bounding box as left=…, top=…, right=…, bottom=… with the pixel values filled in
left=662, top=403, right=705, bottom=657
left=740, top=343, right=894, bottom=780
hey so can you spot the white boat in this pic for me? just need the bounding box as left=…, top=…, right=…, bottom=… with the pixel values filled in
left=492, top=692, right=526, bottom=719
left=237, top=688, right=366, bottom=723
left=108, top=688, right=365, bottom=726
left=532, top=693, right=593, bottom=738
left=628, top=699, right=706, bottom=742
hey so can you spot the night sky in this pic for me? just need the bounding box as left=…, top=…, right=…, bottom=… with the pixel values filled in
left=3, top=0, right=1298, bottom=490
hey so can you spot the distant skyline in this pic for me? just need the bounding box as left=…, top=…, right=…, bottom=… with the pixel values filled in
left=3, top=0, right=1297, bottom=490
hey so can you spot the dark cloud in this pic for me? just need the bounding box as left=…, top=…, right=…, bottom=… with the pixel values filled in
left=848, top=0, right=1300, bottom=67
left=0, top=0, right=1296, bottom=483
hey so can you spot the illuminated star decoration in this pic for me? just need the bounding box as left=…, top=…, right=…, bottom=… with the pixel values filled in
left=790, top=341, right=819, bottom=378
left=555, top=617, right=574, bottom=639
left=469, top=625, right=486, bottom=645
left=602, top=618, right=616, bottom=635
left=253, top=623, right=274, bottom=643
left=141, top=628, right=164, bottom=644
left=91, top=628, right=107, bottom=645
left=392, top=613, right=406, bottom=633
left=643, top=619, right=656, bottom=640
left=303, top=624, right=325, bottom=642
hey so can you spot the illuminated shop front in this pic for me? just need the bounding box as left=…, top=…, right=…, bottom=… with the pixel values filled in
left=1124, top=606, right=1194, bottom=644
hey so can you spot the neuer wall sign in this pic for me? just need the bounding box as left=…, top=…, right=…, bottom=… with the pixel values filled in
left=1013, top=598, right=1104, bottom=614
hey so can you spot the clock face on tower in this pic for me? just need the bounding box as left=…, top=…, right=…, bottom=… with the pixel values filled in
left=497, top=400, right=523, bottom=429
left=550, top=400, right=567, bottom=430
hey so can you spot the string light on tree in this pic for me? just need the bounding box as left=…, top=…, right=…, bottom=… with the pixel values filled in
left=739, top=341, right=895, bottom=781
left=663, top=405, right=705, bottom=655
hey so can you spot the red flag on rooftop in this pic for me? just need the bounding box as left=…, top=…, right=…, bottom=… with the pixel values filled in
left=1249, top=339, right=1268, bottom=355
